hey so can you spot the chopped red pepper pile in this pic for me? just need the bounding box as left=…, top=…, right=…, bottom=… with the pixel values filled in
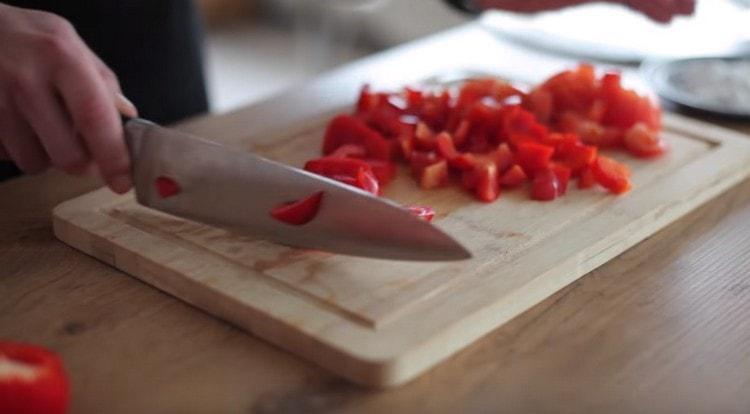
left=0, top=341, right=70, bottom=414
left=303, top=64, right=665, bottom=208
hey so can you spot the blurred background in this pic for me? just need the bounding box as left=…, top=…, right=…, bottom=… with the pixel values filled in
left=198, top=0, right=750, bottom=113
left=198, top=0, right=467, bottom=112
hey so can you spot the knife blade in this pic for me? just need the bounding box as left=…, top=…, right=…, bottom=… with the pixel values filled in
left=124, top=118, right=471, bottom=261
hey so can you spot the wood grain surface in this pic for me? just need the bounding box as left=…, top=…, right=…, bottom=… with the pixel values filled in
left=2, top=23, right=750, bottom=412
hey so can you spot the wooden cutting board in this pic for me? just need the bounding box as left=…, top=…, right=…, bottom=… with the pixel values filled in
left=53, top=68, right=750, bottom=387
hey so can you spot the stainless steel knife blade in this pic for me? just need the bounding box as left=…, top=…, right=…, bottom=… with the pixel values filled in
left=124, top=118, right=471, bottom=261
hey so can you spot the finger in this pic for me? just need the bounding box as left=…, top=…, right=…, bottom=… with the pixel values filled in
left=476, top=0, right=592, bottom=12
left=0, top=105, right=50, bottom=174
left=625, top=0, right=673, bottom=22
left=115, top=92, right=138, bottom=118
left=674, top=0, right=695, bottom=15
left=54, top=52, right=132, bottom=194
left=10, top=74, right=89, bottom=174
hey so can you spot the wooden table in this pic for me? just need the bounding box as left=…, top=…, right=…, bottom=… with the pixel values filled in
left=2, top=23, right=750, bottom=413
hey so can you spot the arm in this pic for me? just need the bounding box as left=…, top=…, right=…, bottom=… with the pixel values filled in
left=445, top=0, right=696, bottom=23
left=0, top=3, right=137, bottom=193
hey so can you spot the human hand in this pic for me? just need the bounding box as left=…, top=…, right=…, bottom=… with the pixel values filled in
left=475, top=0, right=696, bottom=23
left=0, top=3, right=138, bottom=193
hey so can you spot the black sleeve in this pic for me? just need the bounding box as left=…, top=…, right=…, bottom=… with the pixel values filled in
left=443, top=0, right=481, bottom=14
left=4, top=0, right=209, bottom=125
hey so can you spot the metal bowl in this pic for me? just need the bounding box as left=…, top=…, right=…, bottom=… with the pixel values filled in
left=641, top=57, right=750, bottom=119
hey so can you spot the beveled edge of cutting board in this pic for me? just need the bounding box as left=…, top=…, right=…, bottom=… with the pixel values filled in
left=52, top=112, right=750, bottom=387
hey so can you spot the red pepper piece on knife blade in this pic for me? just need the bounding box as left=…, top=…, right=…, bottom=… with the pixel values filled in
left=270, top=192, right=324, bottom=225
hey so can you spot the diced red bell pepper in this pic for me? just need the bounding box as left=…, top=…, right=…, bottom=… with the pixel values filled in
left=396, top=127, right=415, bottom=160
left=356, top=84, right=380, bottom=113
left=550, top=163, right=572, bottom=195
left=357, top=168, right=380, bottom=195
left=304, top=157, right=379, bottom=194
left=531, top=169, right=561, bottom=201
left=409, top=151, right=441, bottom=177
left=600, top=72, right=661, bottom=131
left=329, top=144, right=367, bottom=158
left=404, top=87, right=424, bottom=109
left=623, top=122, right=667, bottom=158
left=418, top=159, right=449, bottom=190
left=406, top=205, right=435, bottom=222
left=557, top=141, right=598, bottom=173
left=362, top=159, right=397, bottom=186
left=516, top=142, right=555, bottom=176
left=500, top=164, right=528, bottom=188
left=322, top=114, right=394, bottom=160
left=414, top=122, right=436, bottom=150
left=449, top=152, right=479, bottom=171
left=462, top=161, right=500, bottom=202
left=523, top=87, right=553, bottom=124
left=578, top=165, right=596, bottom=189
left=0, top=341, right=70, bottom=414
left=305, top=157, right=370, bottom=178
left=435, top=132, right=459, bottom=160
left=592, top=156, right=632, bottom=194
left=155, top=176, right=180, bottom=198
left=452, top=119, right=471, bottom=147
left=486, top=143, right=514, bottom=173
left=270, top=191, right=324, bottom=225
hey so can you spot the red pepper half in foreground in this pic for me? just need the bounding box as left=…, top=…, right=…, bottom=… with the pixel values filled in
left=155, top=176, right=180, bottom=198
left=270, top=192, right=324, bottom=225
left=0, top=341, right=70, bottom=414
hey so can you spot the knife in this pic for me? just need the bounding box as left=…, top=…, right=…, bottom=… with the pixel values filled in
left=123, top=118, right=471, bottom=261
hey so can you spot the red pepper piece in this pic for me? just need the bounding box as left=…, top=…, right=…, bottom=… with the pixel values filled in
left=357, top=169, right=380, bottom=195
left=396, top=127, right=415, bottom=160
left=461, top=160, right=500, bottom=202
left=550, top=163, right=572, bottom=195
left=305, top=157, right=371, bottom=178
left=592, top=156, right=632, bottom=194
left=516, top=142, right=555, bottom=176
left=452, top=119, right=471, bottom=147
left=435, top=131, right=458, bottom=160
left=500, top=164, right=528, bottom=188
left=270, top=191, right=324, bottom=225
left=356, top=84, right=380, bottom=113
left=578, top=166, right=596, bottom=189
left=414, top=122, right=436, bottom=150
left=473, top=162, right=500, bottom=202
left=329, top=144, right=367, bottom=158
left=557, top=141, right=598, bottom=173
left=486, top=143, right=514, bottom=173
left=409, top=151, right=440, bottom=177
left=531, top=169, right=560, bottom=201
left=322, top=114, right=393, bottom=160
left=418, top=159, right=449, bottom=190
left=404, top=87, right=424, bottom=109
left=623, top=122, right=667, bottom=158
left=406, top=205, right=435, bottom=222
left=155, top=176, right=180, bottom=198
left=304, top=157, right=381, bottom=194
left=362, top=159, right=397, bottom=186
left=0, top=341, right=70, bottom=414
